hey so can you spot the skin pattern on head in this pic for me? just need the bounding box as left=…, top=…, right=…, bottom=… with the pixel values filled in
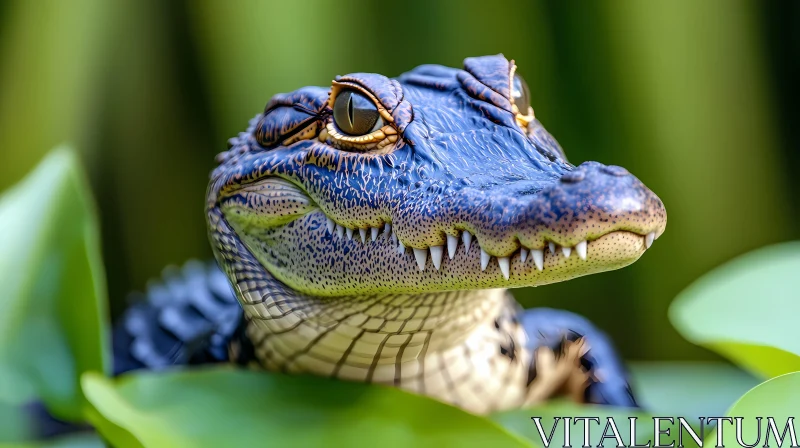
left=205, top=54, right=667, bottom=414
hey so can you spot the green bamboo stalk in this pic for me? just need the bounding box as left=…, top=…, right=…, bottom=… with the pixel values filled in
left=602, top=0, right=791, bottom=359
left=0, top=0, right=112, bottom=190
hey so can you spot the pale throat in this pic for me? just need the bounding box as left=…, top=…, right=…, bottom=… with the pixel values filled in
left=239, top=283, right=514, bottom=368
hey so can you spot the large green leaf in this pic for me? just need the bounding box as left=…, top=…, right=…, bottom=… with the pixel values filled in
left=493, top=400, right=659, bottom=448
left=493, top=362, right=757, bottom=447
left=0, top=401, right=29, bottom=443
left=669, top=242, right=800, bottom=378
left=628, top=362, right=758, bottom=417
left=83, top=368, right=532, bottom=448
left=0, top=148, right=109, bottom=420
left=714, top=372, right=800, bottom=448
left=0, top=433, right=105, bottom=448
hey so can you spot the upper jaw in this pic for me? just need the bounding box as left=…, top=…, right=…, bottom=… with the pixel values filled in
left=388, top=160, right=666, bottom=254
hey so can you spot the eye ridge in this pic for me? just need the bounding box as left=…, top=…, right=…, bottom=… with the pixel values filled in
left=333, top=89, right=381, bottom=136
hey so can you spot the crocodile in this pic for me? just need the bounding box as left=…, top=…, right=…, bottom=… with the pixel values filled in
left=113, top=54, right=666, bottom=414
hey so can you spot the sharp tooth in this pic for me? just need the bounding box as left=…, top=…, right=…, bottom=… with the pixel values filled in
left=413, top=248, right=427, bottom=271
left=575, top=241, right=587, bottom=260
left=520, top=248, right=529, bottom=263
left=447, top=235, right=458, bottom=259
left=548, top=242, right=556, bottom=254
left=562, top=246, right=571, bottom=258
left=462, top=231, right=473, bottom=253
left=371, top=227, right=379, bottom=241
left=397, top=240, right=405, bottom=253
left=385, top=223, right=391, bottom=235
left=498, top=257, right=510, bottom=280
left=326, top=217, right=335, bottom=234
left=531, top=249, right=544, bottom=271
left=346, top=227, right=354, bottom=240
left=645, top=232, right=655, bottom=249
left=391, top=232, right=397, bottom=244
left=335, top=224, right=344, bottom=239
left=359, top=228, right=367, bottom=243
left=480, top=248, right=490, bottom=271
left=430, top=246, right=444, bottom=270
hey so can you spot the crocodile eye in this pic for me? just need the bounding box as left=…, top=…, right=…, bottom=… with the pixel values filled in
left=332, top=89, right=384, bottom=136
left=511, top=73, right=531, bottom=115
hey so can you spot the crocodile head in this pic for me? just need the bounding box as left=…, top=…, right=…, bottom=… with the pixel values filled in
left=207, top=55, right=667, bottom=297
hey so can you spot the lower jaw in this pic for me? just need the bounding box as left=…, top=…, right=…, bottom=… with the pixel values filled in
left=240, top=213, right=647, bottom=297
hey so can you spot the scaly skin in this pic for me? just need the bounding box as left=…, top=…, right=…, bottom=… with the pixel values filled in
left=205, top=55, right=666, bottom=414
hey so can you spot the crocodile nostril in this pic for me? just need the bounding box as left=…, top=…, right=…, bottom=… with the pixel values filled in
left=601, top=165, right=629, bottom=177
left=560, top=170, right=586, bottom=183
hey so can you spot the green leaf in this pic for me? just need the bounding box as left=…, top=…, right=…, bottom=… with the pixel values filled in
left=0, top=401, right=30, bottom=443
left=493, top=400, right=660, bottom=448
left=669, top=242, right=800, bottom=378
left=82, top=368, right=532, bottom=448
left=628, top=362, right=759, bottom=417
left=713, top=372, right=800, bottom=448
left=492, top=362, right=756, bottom=447
left=0, top=433, right=105, bottom=448
left=0, top=147, right=109, bottom=420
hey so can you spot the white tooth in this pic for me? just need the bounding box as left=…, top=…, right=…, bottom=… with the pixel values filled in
left=391, top=232, right=397, bottom=244
left=346, top=227, right=354, bottom=240
left=462, top=231, right=473, bottom=253
left=498, top=257, right=510, bottom=280
left=520, top=248, right=528, bottom=263
left=397, top=240, right=405, bottom=253
left=413, top=248, right=427, bottom=271
left=371, top=227, right=379, bottom=241
left=359, top=228, right=367, bottom=243
left=385, top=223, right=391, bottom=235
left=645, top=232, right=655, bottom=249
left=326, top=217, right=335, bottom=234
left=430, top=246, right=444, bottom=270
left=531, top=249, right=544, bottom=271
left=562, top=246, right=571, bottom=258
left=447, top=235, right=458, bottom=259
left=480, top=248, right=490, bottom=271
left=548, top=242, right=556, bottom=254
left=335, top=224, right=344, bottom=239
left=575, top=241, right=587, bottom=260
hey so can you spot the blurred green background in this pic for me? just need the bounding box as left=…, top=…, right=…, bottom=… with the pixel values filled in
left=0, top=0, right=797, bottom=362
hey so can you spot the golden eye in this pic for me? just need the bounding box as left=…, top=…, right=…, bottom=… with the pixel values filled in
left=332, top=89, right=384, bottom=135
left=511, top=73, right=531, bottom=115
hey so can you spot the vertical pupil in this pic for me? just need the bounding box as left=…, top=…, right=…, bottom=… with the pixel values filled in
left=347, top=94, right=354, bottom=130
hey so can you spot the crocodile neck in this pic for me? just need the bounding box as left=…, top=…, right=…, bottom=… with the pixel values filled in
left=246, top=284, right=507, bottom=358
left=240, top=268, right=541, bottom=412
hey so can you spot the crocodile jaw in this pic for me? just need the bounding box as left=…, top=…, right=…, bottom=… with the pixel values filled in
left=220, top=170, right=665, bottom=296
left=230, top=210, right=650, bottom=296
